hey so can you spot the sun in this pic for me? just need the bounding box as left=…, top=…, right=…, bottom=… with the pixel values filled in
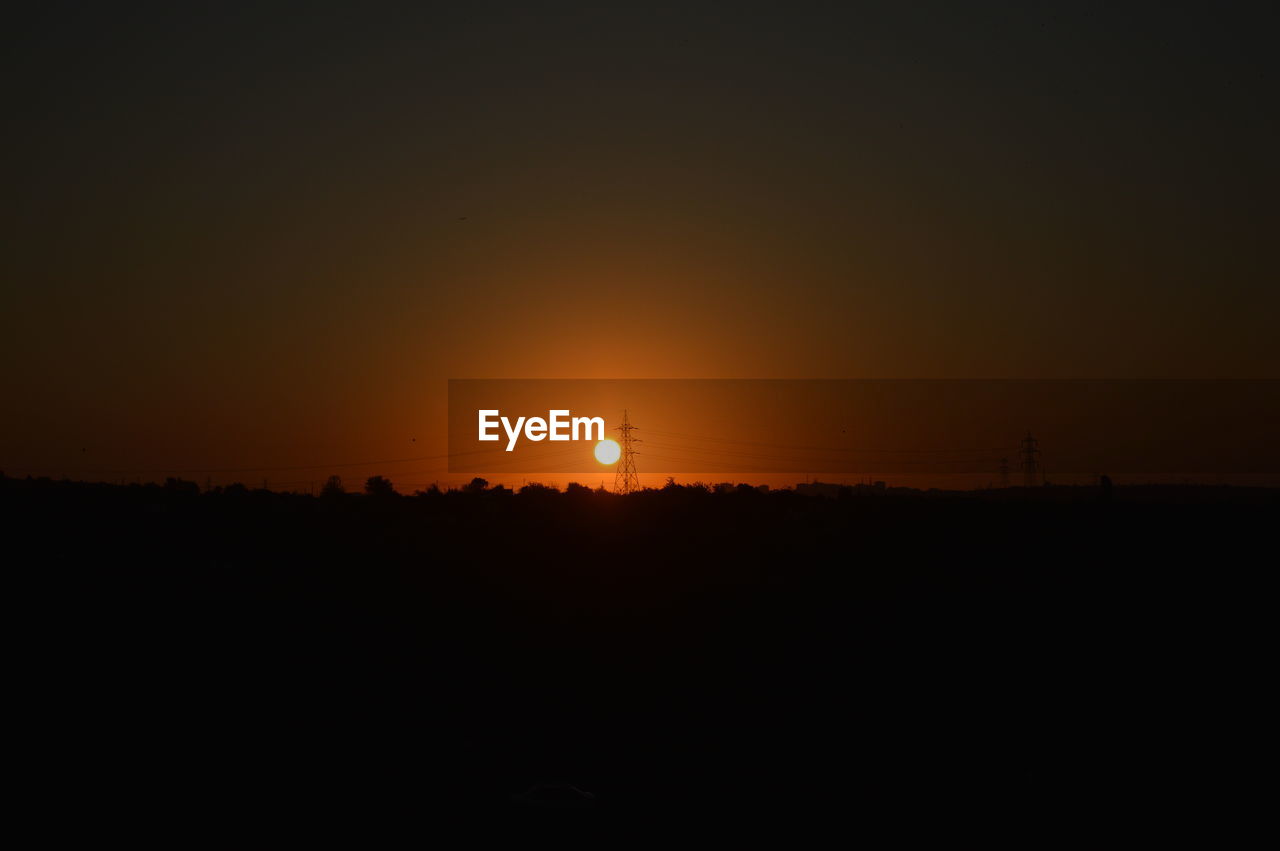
left=594, top=438, right=621, bottom=465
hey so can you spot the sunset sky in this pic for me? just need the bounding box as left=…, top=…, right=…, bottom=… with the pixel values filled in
left=4, top=3, right=1277, bottom=489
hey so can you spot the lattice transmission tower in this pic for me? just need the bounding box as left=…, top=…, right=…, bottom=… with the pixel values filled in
left=613, top=410, right=641, bottom=494
left=1020, top=431, right=1041, bottom=488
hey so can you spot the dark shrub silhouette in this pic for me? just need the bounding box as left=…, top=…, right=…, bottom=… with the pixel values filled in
left=364, top=475, right=397, bottom=498
left=163, top=477, right=199, bottom=497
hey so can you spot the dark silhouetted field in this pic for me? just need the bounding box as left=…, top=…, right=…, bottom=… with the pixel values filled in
left=11, top=476, right=1271, bottom=837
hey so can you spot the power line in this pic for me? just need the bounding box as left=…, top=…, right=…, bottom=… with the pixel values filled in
left=644, top=438, right=999, bottom=464
left=1, top=441, right=587, bottom=478
left=644, top=427, right=1013, bottom=455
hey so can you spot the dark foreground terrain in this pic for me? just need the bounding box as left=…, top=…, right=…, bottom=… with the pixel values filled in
left=10, top=476, right=1273, bottom=838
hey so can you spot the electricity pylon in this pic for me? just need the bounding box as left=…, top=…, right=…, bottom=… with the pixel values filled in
left=1019, top=431, right=1041, bottom=488
left=998, top=457, right=1010, bottom=489
left=613, top=410, right=640, bottom=494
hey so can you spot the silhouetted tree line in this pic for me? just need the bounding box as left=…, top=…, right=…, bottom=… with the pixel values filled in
left=6, top=469, right=1271, bottom=830
left=8, top=468, right=1262, bottom=505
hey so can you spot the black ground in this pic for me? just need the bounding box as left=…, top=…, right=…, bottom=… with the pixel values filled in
left=11, top=476, right=1271, bottom=838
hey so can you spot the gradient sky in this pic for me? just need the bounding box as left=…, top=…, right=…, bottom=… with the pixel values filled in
left=3, top=2, right=1277, bottom=487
